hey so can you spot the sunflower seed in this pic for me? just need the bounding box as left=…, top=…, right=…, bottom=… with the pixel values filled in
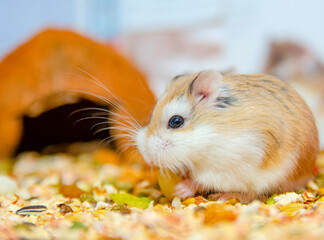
left=16, top=205, right=48, bottom=216
left=57, top=203, right=73, bottom=214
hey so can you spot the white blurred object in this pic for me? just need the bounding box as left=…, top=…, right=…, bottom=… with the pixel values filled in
left=119, top=28, right=227, bottom=97
left=264, top=41, right=324, bottom=149
left=76, top=0, right=121, bottom=40
left=76, top=0, right=225, bottom=35
left=0, top=175, right=18, bottom=196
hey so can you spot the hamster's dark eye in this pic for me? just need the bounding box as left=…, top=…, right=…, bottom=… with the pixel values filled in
left=168, top=115, right=184, bottom=129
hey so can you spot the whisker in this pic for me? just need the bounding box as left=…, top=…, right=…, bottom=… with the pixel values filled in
left=76, top=68, right=142, bottom=128
left=68, top=90, right=141, bottom=130
left=93, top=127, right=110, bottom=135
left=97, top=126, right=138, bottom=135
left=77, top=68, right=121, bottom=100
left=103, top=110, right=139, bottom=128
left=97, top=136, right=114, bottom=147
left=99, top=133, right=135, bottom=147
left=73, top=116, right=109, bottom=125
left=122, top=142, right=137, bottom=148
left=128, top=61, right=151, bottom=98
left=116, top=147, right=131, bottom=155
left=117, top=146, right=138, bottom=157
left=146, top=125, right=154, bottom=137
left=90, top=121, right=109, bottom=131
left=126, top=96, right=153, bottom=110
left=108, top=122, right=139, bottom=134
left=105, top=117, right=139, bottom=130
left=69, top=107, right=110, bottom=118
left=106, top=118, right=139, bottom=130
left=110, top=133, right=136, bottom=140
left=71, top=89, right=122, bottom=110
left=65, top=70, right=147, bottom=156
left=112, top=135, right=136, bottom=144
left=93, top=127, right=123, bottom=136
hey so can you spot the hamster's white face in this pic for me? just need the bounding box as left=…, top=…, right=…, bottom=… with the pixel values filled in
left=136, top=95, right=197, bottom=175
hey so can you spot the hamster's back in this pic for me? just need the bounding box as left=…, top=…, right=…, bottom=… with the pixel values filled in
left=223, top=74, right=318, bottom=192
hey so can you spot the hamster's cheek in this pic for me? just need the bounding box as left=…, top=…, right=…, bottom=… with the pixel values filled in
left=135, top=127, right=150, bottom=163
left=146, top=134, right=173, bottom=164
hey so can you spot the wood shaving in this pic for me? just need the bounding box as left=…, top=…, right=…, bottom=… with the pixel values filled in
left=0, top=150, right=324, bottom=239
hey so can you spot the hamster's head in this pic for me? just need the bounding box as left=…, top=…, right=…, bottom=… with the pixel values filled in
left=135, top=70, right=231, bottom=175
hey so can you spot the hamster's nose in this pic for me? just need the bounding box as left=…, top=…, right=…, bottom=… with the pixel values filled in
left=147, top=135, right=172, bottom=155
left=157, top=136, right=172, bottom=151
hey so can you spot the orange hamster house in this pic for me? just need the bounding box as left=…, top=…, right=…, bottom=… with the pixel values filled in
left=0, top=29, right=156, bottom=159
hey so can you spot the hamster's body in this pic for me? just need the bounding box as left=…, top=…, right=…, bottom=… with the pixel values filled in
left=136, top=70, right=319, bottom=202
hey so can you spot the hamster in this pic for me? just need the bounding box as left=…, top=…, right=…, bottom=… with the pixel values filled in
left=135, top=70, right=319, bottom=202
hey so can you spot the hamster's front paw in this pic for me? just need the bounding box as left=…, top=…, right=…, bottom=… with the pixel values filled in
left=174, top=179, right=197, bottom=200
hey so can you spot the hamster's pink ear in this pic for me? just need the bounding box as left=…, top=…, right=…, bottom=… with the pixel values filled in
left=190, top=70, right=223, bottom=103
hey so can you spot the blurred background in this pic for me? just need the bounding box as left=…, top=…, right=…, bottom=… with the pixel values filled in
left=0, top=0, right=324, bottom=150
left=1, top=0, right=324, bottom=96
